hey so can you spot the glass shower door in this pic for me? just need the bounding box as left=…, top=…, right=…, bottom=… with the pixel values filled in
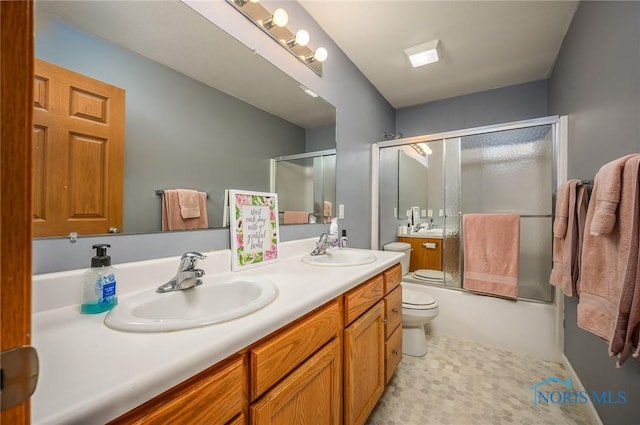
left=454, top=125, right=554, bottom=302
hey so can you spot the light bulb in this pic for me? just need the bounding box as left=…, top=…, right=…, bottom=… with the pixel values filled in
left=295, top=29, right=310, bottom=47
left=313, top=47, right=328, bottom=63
left=272, top=8, right=288, bottom=27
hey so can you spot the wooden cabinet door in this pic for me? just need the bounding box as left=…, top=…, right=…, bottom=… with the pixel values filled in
left=344, top=301, right=385, bottom=425
left=251, top=339, right=341, bottom=425
left=398, top=237, right=443, bottom=271
left=33, top=59, right=125, bottom=237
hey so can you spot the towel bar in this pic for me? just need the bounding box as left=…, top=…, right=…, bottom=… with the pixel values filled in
left=155, top=189, right=210, bottom=198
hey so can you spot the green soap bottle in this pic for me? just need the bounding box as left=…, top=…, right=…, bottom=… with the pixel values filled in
left=81, top=244, right=118, bottom=314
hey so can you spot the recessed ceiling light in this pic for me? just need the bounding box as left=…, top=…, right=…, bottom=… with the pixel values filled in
left=405, top=39, right=440, bottom=68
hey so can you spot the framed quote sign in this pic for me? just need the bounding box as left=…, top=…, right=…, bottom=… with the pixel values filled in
left=228, top=190, right=280, bottom=271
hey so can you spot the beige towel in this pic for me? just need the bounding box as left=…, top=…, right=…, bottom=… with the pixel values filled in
left=162, top=190, right=208, bottom=231
left=177, top=189, right=201, bottom=219
left=323, top=201, right=332, bottom=224
left=463, top=214, right=520, bottom=300
left=606, top=155, right=640, bottom=365
left=283, top=211, right=309, bottom=224
left=578, top=154, right=640, bottom=349
left=550, top=179, right=588, bottom=297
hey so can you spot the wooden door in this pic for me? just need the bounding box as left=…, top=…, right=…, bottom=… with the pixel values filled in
left=344, top=301, right=385, bottom=425
left=1, top=1, right=34, bottom=423
left=33, top=59, right=125, bottom=237
left=251, top=339, right=341, bottom=425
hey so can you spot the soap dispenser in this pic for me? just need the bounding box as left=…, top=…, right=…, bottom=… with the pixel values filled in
left=81, top=244, right=118, bottom=314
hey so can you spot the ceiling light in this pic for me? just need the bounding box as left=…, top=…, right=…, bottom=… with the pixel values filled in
left=300, top=85, right=318, bottom=98
left=405, top=39, right=440, bottom=68
left=287, top=29, right=310, bottom=47
left=262, top=8, right=288, bottom=29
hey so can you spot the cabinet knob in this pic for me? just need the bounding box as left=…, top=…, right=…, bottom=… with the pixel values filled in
left=382, top=319, right=387, bottom=325
left=392, top=350, right=399, bottom=356
left=392, top=308, right=400, bottom=314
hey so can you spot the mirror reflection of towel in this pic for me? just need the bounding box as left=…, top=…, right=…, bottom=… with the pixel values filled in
left=162, top=190, right=208, bottom=230
left=177, top=189, right=201, bottom=218
left=283, top=211, right=309, bottom=224
left=324, top=201, right=332, bottom=224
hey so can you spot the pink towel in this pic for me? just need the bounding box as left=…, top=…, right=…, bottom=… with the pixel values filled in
left=283, top=211, right=309, bottom=224
left=550, top=179, right=588, bottom=297
left=606, top=155, right=640, bottom=366
left=323, top=201, right=332, bottom=224
left=590, top=153, right=637, bottom=235
left=463, top=214, right=520, bottom=300
left=177, top=189, right=201, bottom=219
left=578, top=154, right=640, bottom=357
left=162, top=190, right=208, bottom=231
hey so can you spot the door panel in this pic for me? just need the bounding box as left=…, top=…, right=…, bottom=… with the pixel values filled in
left=32, top=59, right=125, bottom=237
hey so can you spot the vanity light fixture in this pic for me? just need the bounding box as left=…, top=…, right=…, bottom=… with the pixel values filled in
left=287, top=29, right=310, bottom=47
left=227, top=0, right=327, bottom=76
left=405, top=39, right=440, bottom=68
left=261, top=8, right=288, bottom=29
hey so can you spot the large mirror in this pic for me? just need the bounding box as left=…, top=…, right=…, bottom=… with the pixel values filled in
left=34, top=1, right=336, bottom=238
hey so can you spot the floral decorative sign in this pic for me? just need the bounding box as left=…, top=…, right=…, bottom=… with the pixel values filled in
left=229, top=190, right=279, bottom=271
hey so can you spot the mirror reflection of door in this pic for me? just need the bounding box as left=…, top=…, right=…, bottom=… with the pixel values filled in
left=33, top=59, right=125, bottom=237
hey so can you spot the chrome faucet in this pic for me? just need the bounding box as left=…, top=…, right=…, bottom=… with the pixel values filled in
left=310, top=233, right=331, bottom=256
left=157, top=252, right=206, bottom=293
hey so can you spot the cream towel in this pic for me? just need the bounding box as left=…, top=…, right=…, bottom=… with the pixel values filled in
left=162, top=190, right=208, bottom=231
left=578, top=154, right=640, bottom=350
left=550, top=179, right=588, bottom=297
left=177, top=189, right=201, bottom=219
left=463, top=214, right=520, bottom=300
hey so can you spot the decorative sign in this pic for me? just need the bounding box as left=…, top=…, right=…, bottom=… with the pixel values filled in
left=229, top=190, right=280, bottom=271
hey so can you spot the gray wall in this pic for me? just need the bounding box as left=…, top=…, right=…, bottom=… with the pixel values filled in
left=33, top=1, right=394, bottom=273
left=36, top=12, right=305, bottom=233
left=305, top=125, right=336, bottom=152
left=396, top=80, right=549, bottom=137
left=548, top=2, right=640, bottom=424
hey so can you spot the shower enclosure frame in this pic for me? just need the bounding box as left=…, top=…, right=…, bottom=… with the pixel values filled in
left=370, top=115, right=568, bottom=302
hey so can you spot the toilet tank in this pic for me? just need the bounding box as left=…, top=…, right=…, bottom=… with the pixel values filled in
left=383, top=242, right=412, bottom=275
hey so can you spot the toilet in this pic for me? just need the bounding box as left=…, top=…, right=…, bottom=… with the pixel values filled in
left=383, top=242, right=439, bottom=357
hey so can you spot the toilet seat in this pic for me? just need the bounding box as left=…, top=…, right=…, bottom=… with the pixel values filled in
left=402, top=287, right=438, bottom=310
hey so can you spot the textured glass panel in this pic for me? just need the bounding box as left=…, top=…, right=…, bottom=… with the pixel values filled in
left=459, top=125, right=554, bottom=302
left=518, top=217, right=553, bottom=302
left=443, top=138, right=461, bottom=288
left=460, top=125, right=552, bottom=214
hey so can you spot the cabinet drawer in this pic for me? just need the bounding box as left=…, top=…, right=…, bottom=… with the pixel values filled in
left=385, top=326, right=402, bottom=385
left=384, top=285, right=402, bottom=339
left=227, top=413, right=245, bottom=425
left=250, top=300, right=340, bottom=400
left=383, top=263, right=402, bottom=295
left=344, top=274, right=384, bottom=326
left=110, top=355, right=244, bottom=425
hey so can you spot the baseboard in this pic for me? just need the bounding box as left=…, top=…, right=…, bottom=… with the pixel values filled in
left=561, top=354, right=604, bottom=425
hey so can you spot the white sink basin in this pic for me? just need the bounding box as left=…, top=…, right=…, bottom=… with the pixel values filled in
left=416, top=228, right=444, bottom=237
left=104, top=278, right=278, bottom=332
left=301, top=248, right=377, bottom=267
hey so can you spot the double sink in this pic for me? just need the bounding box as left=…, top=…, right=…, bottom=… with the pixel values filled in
left=105, top=248, right=377, bottom=333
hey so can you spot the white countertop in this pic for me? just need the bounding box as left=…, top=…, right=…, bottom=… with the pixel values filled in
left=397, top=232, right=444, bottom=240
left=31, top=238, right=402, bottom=425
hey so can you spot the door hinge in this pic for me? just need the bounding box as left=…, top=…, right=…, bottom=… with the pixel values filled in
left=0, top=346, right=39, bottom=410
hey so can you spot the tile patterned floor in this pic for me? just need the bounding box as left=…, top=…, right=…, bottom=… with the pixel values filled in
left=367, top=333, right=597, bottom=425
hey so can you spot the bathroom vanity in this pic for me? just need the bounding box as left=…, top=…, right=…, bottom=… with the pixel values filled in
left=31, top=239, right=403, bottom=425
